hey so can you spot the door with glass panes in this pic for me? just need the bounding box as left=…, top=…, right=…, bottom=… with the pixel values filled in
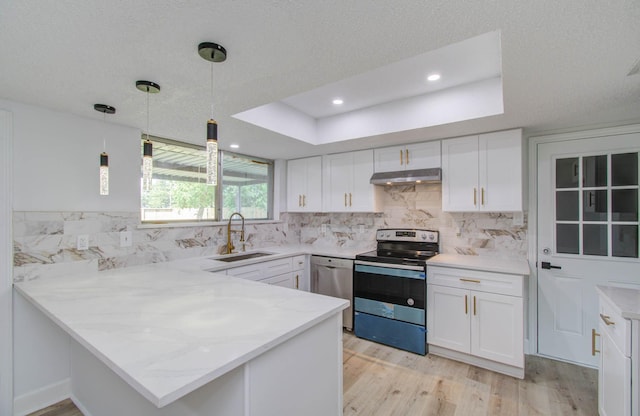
left=537, top=132, right=639, bottom=367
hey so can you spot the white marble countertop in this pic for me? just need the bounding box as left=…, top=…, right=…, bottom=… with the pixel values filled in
left=596, top=285, right=640, bottom=320
left=427, top=253, right=530, bottom=276
left=13, top=262, right=349, bottom=408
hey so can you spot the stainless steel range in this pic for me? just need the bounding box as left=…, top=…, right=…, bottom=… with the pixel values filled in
left=354, top=228, right=439, bottom=355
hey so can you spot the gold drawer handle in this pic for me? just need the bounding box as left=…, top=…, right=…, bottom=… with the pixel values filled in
left=592, top=328, right=600, bottom=356
left=600, top=314, right=615, bottom=326
left=473, top=188, right=477, bottom=206
left=473, top=295, right=477, bottom=316
left=400, top=149, right=404, bottom=165
left=464, top=295, right=468, bottom=315
left=460, top=278, right=481, bottom=283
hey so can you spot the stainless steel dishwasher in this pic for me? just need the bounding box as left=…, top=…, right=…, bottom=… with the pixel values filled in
left=310, top=256, right=353, bottom=330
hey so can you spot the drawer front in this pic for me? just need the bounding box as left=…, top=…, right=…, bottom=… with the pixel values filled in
left=263, top=257, right=293, bottom=277
left=427, top=265, right=523, bottom=297
left=599, top=295, right=631, bottom=357
left=292, top=254, right=306, bottom=271
left=226, top=263, right=264, bottom=280
left=263, top=272, right=294, bottom=288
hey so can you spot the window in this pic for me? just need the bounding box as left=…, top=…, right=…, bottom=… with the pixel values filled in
left=141, top=136, right=273, bottom=222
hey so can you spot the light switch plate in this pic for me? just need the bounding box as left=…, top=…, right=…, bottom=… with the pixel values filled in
left=77, top=235, right=89, bottom=251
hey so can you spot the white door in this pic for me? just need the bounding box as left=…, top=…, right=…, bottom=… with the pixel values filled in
left=405, top=141, right=441, bottom=170
left=373, top=145, right=404, bottom=173
left=537, top=132, right=640, bottom=366
left=350, top=150, right=374, bottom=212
left=441, top=136, right=479, bottom=211
left=324, top=152, right=353, bottom=211
left=479, top=130, right=523, bottom=212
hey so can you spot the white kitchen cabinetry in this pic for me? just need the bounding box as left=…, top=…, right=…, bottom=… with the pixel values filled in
left=374, top=141, right=441, bottom=173
left=323, top=150, right=381, bottom=212
left=441, top=129, right=523, bottom=212
left=287, top=156, right=322, bottom=212
left=226, top=257, right=294, bottom=288
left=427, top=265, right=525, bottom=378
left=596, top=291, right=634, bottom=416
left=292, top=254, right=308, bottom=291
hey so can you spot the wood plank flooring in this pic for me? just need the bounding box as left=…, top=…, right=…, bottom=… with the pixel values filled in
left=28, top=333, right=598, bottom=416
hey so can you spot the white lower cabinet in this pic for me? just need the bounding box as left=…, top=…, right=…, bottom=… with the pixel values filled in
left=292, top=254, right=308, bottom=291
left=597, top=293, right=633, bottom=416
left=226, top=257, right=295, bottom=288
left=427, top=265, right=525, bottom=378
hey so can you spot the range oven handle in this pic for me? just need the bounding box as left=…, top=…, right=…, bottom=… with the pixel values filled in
left=354, top=260, right=425, bottom=271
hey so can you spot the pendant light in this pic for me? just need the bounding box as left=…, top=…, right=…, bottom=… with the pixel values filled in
left=94, top=104, right=116, bottom=196
left=136, top=80, right=161, bottom=191
left=198, top=42, right=227, bottom=186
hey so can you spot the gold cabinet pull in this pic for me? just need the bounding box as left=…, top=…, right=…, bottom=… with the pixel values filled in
left=592, top=328, right=600, bottom=356
left=473, top=296, right=477, bottom=316
left=460, top=278, right=481, bottom=283
left=349, top=193, right=352, bottom=207
left=481, top=187, right=485, bottom=205
left=600, top=314, right=615, bottom=326
left=473, top=188, right=477, bottom=206
left=464, top=295, right=468, bottom=315
left=302, top=194, right=306, bottom=207
left=400, top=149, right=404, bottom=165
left=344, top=193, right=347, bottom=207
left=295, top=274, right=299, bottom=289
left=298, top=195, right=302, bottom=207
left=405, top=149, right=409, bottom=165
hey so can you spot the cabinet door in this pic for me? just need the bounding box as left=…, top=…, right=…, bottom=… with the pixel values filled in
left=471, top=291, right=524, bottom=367
left=263, top=272, right=295, bottom=288
left=350, top=150, right=376, bottom=212
left=599, top=326, right=632, bottom=416
left=427, top=285, right=470, bottom=353
left=287, top=157, right=322, bottom=212
left=323, top=152, right=353, bottom=211
left=287, top=158, right=307, bottom=212
left=373, top=145, right=404, bottom=173
left=405, top=141, right=441, bottom=170
left=441, top=136, right=479, bottom=211
left=303, top=156, right=322, bottom=211
left=478, top=130, right=523, bottom=211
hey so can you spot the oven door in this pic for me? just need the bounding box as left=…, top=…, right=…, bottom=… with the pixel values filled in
left=353, top=260, right=426, bottom=310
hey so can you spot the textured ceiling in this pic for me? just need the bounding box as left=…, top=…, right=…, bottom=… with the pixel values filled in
left=1, top=1, right=639, bottom=160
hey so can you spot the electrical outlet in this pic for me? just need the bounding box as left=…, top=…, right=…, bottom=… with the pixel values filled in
left=120, top=231, right=133, bottom=247
left=77, top=234, right=89, bottom=251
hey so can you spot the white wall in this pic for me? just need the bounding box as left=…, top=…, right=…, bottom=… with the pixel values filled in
left=1, top=99, right=140, bottom=212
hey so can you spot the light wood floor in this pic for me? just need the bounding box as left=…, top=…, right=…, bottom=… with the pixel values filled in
left=30, top=333, right=598, bottom=416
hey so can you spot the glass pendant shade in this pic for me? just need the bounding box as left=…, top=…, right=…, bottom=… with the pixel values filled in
left=100, top=152, right=109, bottom=195
left=142, top=139, right=153, bottom=191
left=206, top=119, right=218, bottom=185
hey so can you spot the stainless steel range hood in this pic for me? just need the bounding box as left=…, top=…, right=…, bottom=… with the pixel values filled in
left=370, top=167, right=442, bottom=185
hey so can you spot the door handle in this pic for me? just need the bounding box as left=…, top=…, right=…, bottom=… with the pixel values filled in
left=473, top=188, right=477, bottom=206
left=473, top=296, right=477, bottom=316
left=349, top=193, right=352, bottom=207
left=464, top=295, right=468, bottom=315
left=541, top=261, right=561, bottom=270
left=400, top=149, right=404, bottom=165
left=302, top=194, right=306, bottom=207
left=298, top=195, right=302, bottom=207
left=591, top=329, right=600, bottom=356
left=405, top=149, right=409, bottom=165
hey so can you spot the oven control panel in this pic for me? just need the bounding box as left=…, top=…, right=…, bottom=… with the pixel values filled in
left=376, top=228, right=438, bottom=243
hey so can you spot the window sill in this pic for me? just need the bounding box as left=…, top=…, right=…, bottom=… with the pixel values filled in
left=137, top=219, right=283, bottom=229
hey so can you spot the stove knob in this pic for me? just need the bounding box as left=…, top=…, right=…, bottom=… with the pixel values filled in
left=420, top=233, right=427, bottom=240
left=428, top=234, right=435, bottom=241
left=407, top=298, right=415, bottom=306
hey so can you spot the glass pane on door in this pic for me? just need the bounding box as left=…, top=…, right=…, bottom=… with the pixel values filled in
left=583, top=155, right=607, bottom=187
left=612, top=225, right=638, bottom=258
left=557, top=224, right=579, bottom=254
left=556, top=191, right=579, bottom=221
left=556, top=158, right=579, bottom=188
left=612, top=189, right=638, bottom=221
left=583, top=224, right=607, bottom=256
left=612, top=153, right=638, bottom=186
left=583, top=190, right=607, bottom=221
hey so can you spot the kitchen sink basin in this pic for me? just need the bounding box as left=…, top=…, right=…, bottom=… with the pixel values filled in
left=213, top=252, right=274, bottom=262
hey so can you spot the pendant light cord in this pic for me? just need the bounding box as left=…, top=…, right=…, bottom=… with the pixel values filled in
left=146, top=89, right=150, bottom=141
left=102, top=112, right=106, bottom=152
left=210, top=63, right=215, bottom=119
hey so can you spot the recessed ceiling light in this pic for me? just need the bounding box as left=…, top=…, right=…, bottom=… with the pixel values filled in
left=332, top=98, right=344, bottom=105
left=230, top=144, right=239, bottom=149
left=427, top=74, right=441, bottom=82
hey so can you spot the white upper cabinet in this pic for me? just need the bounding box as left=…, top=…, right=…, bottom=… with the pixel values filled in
left=287, top=156, right=322, bottom=212
left=374, top=141, right=441, bottom=173
left=323, top=150, right=381, bottom=212
left=441, top=129, right=523, bottom=212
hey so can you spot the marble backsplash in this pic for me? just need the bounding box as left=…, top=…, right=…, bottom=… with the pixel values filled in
left=12, top=184, right=527, bottom=282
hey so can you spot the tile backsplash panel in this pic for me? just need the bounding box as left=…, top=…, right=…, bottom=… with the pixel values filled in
left=12, top=184, right=527, bottom=282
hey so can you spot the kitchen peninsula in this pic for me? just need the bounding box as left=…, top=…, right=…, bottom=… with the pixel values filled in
left=14, top=260, right=348, bottom=416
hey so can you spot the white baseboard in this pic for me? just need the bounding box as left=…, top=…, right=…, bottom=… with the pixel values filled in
left=13, top=378, right=71, bottom=416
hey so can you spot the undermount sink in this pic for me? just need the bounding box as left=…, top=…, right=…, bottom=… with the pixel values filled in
left=212, top=251, right=275, bottom=262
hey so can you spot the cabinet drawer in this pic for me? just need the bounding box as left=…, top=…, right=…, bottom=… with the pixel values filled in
left=263, top=257, right=293, bottom=276
left=263, top=272, right=294, bottom=288
left=226, top=263, right=263, bottom=280
left=292, top=255, right=306, bottom=271
left=427, top=265, right=523, bottom=297
left=599, top=295, right=631, bottom=357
